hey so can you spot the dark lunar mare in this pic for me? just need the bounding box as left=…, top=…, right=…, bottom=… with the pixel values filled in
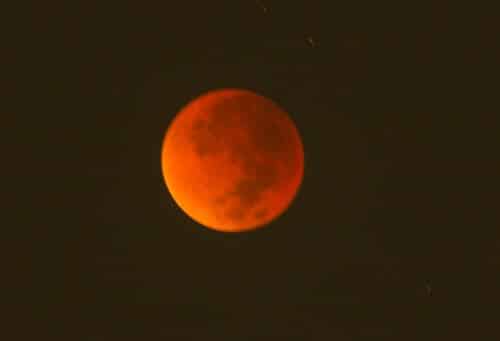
left=189, top=92, right=296, bottom=223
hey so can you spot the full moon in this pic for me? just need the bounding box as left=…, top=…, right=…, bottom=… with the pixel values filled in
left=161, top=88, right=304, bottom=232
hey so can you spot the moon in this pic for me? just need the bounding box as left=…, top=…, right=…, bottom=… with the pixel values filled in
left=161, top=88, right=304, bottom=232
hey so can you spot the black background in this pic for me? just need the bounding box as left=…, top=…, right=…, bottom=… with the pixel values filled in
left=4, top=1, right=499, bottom=340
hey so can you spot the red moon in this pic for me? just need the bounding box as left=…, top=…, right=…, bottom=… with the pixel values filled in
left=161, top=88, right=304, bottom=232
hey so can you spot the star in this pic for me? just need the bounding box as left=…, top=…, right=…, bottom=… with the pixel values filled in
left=425, top=282, right=432, bottom=296
left=256, top=0, right=268, bottom=13
left=306, top=36, right=316, bottom=47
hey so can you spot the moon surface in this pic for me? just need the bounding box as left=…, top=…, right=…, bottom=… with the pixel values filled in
left=161, top=88, right=304, bottom=232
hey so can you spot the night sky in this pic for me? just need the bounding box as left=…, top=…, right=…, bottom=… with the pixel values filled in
left=5, top=1, right=499, bottom=340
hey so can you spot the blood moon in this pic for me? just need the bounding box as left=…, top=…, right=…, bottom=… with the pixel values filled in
left=161, top=88, right=304, bottom=232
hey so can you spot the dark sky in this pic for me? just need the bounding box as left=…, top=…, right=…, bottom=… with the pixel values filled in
left=4, top=1, right=499, bottom=340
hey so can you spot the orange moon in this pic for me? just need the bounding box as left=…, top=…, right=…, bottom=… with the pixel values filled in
left=161, top=88, right=304, bottom=232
